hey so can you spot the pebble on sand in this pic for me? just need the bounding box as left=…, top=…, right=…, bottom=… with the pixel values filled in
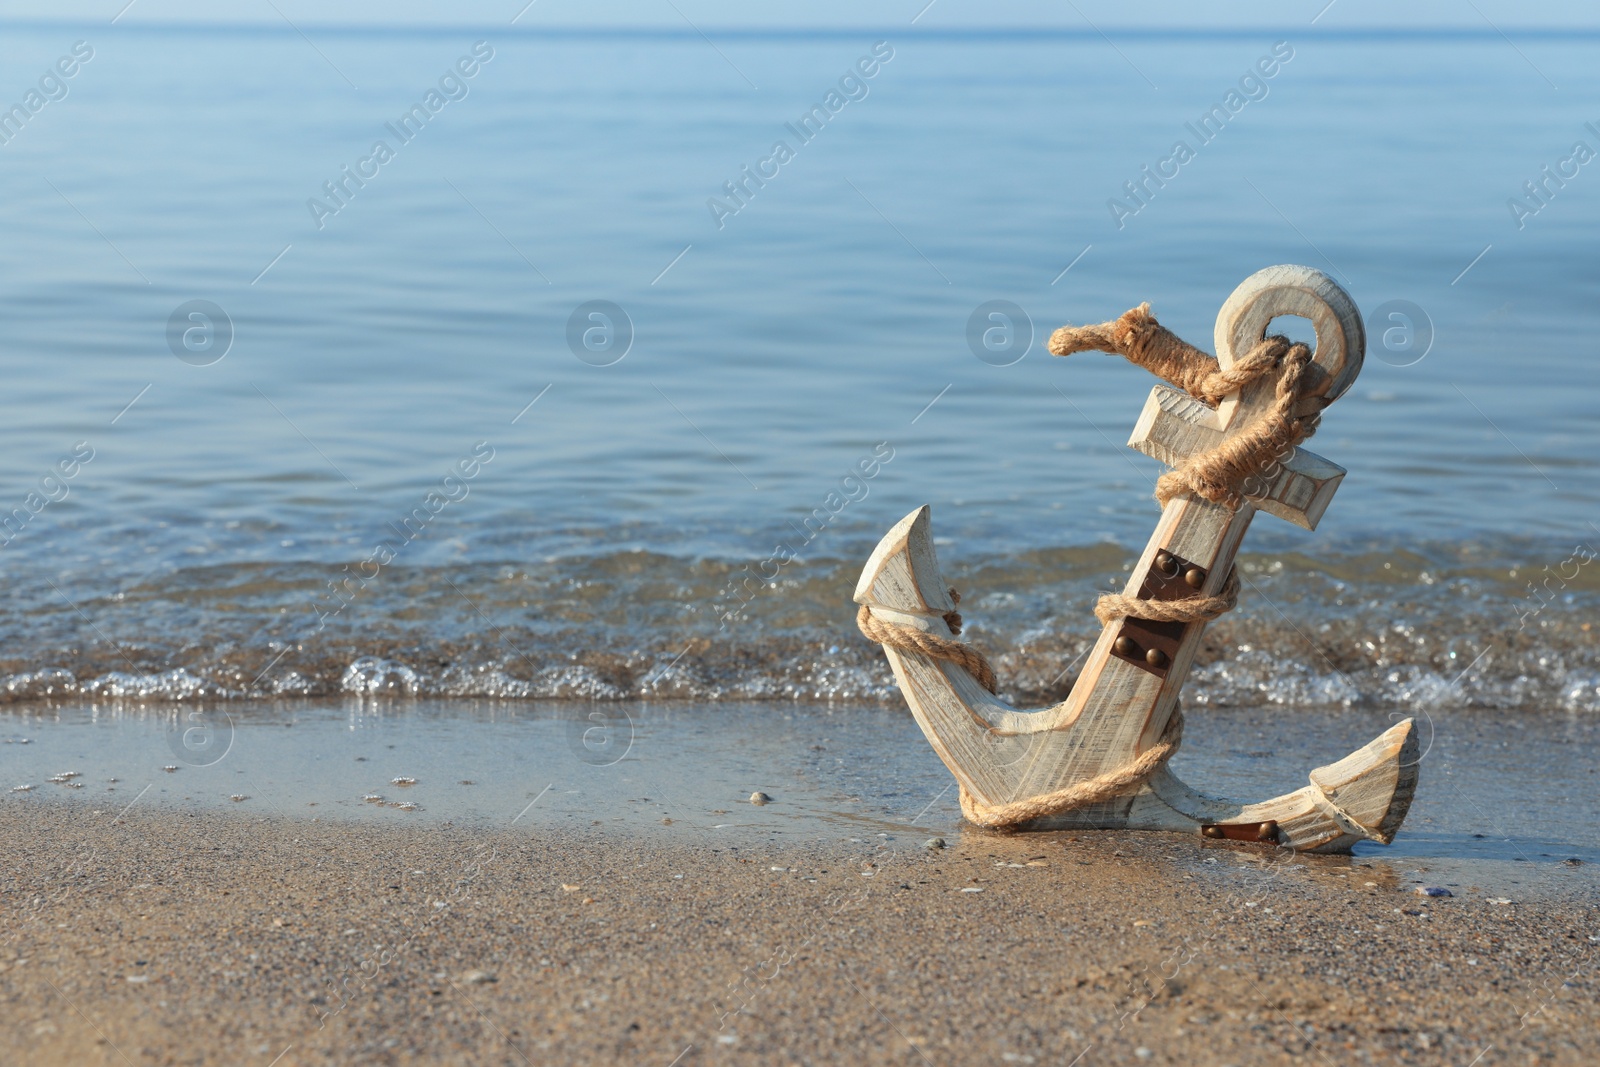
left=459, top=970, right=496, bottom=985
left=749, top=792, right=771, bottom=806
left=1415, top=886, right=1453, bottom=898
left=924, top=838, right=945, bottom=850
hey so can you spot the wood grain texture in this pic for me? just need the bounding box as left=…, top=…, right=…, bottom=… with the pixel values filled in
left=855, top=266, right=1418, bottom=853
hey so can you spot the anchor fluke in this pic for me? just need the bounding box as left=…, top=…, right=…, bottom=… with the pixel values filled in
left=1308, top=717, right=1420, bottom=845
left=854, top=505, right=955, bottom=620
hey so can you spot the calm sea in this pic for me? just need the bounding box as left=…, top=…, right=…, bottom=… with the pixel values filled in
left=0, top=24, right=1596, bottom=713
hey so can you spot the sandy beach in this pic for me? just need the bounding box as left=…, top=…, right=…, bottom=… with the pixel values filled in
left=4, top=799, right=1596, bottom=1067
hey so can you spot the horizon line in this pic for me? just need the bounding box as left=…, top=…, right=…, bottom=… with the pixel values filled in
left=1, top=20, right=1598, bottom=39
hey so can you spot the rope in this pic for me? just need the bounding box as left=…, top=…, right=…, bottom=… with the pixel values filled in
left=854, top=300, right=1317, bottom=830
left=957, top=706, right=1184, bottom=829
left=1049, top=303, right=1323, bottom=509
left=855, top=589, right=997, bottom=695
left=1093, top=567, right=1239, bottom=627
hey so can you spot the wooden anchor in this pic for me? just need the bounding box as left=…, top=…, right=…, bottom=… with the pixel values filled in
left=855, top=265, right=1417, bottom=852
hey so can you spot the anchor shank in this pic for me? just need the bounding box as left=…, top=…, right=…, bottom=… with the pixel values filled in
left=1054, top=364, right=1289, bottom=763
left=1110, top=486, right=1259, bottom=749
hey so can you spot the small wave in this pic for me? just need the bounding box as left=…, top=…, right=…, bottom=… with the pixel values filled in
left=1560, top=671, right=1600, bottom=713
left=341, top=657, right=422, bottom=695
left=0, top=542, right=1590, bottom=713
left=0, top=669, right=78, bottom=701
left=437, top=663, right=629, bottom=701
left=262, top=669, right=316, bottom=696
left=1189, top=651, right=1362, bottom=709
left=81, top=669, right=211, bottom=700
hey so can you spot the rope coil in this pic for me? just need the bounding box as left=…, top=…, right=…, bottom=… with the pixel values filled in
left=855, top=302, right=1316, bottom=829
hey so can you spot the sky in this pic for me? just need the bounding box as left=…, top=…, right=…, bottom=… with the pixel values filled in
left=1, top=0, right=1597, bottom=30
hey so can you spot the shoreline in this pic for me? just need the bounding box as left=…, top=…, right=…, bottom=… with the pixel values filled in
left=4, top=803, right=1598, bottom=1066
left=5, top=698, right=1600, bottom=903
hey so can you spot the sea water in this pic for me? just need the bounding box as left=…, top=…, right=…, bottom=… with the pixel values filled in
left=0, top=24, right=1595, bottom=716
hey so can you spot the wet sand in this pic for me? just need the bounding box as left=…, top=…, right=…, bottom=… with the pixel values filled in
left=3, top=800, right=1597, bottom=1067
